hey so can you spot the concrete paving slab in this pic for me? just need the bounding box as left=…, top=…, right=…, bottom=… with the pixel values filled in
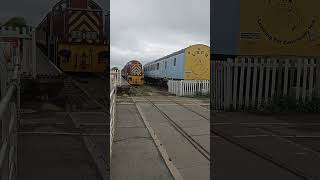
left=132, top=97, right=148, bottom=102
left=113, top=127, right=150, bottom=142
left=111, top=104, right=173, bottom=180
left=179, top=165, right=210, bottom=180
left=156, top=104, right=206, bottom=122
left=193, top=134, right=210, bottom=152
left=69, top=112, right=107, bottom=124
left=183, top=126, right=210, bottom=136
left=111, top=139, right=173, bottom=180
left=184, top=104, right=210, bottom=120
left=136, top=102, right=209, bottom=176
left=18, top=112, right=104, bottom=180
left=212, top=137, right=303, bottom=180
left=115, top=104, right=145, bottom=128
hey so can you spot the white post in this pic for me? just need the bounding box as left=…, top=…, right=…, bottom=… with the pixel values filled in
left=32, top=30, right=37, bottom=78
left=180, top=80, right=183, bottom=96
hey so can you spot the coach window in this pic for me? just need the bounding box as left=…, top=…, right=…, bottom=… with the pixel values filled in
left=174, top=58, right=176, bottom=66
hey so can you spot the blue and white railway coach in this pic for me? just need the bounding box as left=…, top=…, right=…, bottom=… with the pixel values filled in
left=143, top=44, right=210, bottom=85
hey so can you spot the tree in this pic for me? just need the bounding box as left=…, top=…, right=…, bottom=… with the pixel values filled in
left=4, top=17, right=27, bottom=28
left=111, top=67, right=119, bottom=71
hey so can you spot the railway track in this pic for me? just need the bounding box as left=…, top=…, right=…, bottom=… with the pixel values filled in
left=19, top=73, right=109, bottom=180
left=127, top=84, right=210, bottom=160
left=211, top=114, right=318, bottom=180
left=143, top=96, right=210, bottom=161
left=64, top=74, right=108, bottom=112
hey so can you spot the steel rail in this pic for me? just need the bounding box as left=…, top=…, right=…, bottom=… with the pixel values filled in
left=144, top=97, right=210, bottom=161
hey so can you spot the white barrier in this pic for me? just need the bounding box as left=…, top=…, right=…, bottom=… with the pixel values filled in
left=212, top=57, right=320, bottom=110
left=110, top=69, right=121, bottom=86
left=168, top=80, right=210, bottom=96
left=0, top=43, right=20, bottom=180
left=109, top=70, right=119, bottom=161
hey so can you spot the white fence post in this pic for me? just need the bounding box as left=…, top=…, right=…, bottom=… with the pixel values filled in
left=212, top=57, right=319, bottom=111
left=167, top=79, right=210, bottom=97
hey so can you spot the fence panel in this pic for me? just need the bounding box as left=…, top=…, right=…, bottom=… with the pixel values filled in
left=168, top=80, right=210, bottom=96
left=212, top=57, right=319, bottom=111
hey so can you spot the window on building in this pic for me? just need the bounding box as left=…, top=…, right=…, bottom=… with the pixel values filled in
left=174, top=58, right=176, bottom=66
left=157, top=63, right=159, bottom=70
left=165, top=61, right=167, bottom=69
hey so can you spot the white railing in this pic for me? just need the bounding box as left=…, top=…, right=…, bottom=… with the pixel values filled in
left=212, top=57, right=320, bottom=110
left=109, top=70, right=119, bottom=161
left=0, top=43, right=20, bottom=180
left=110, top=69, right=121, bottom=86
left=168, top=80, right=210, bottom=96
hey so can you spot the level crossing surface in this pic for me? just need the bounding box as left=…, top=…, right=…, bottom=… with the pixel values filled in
left=111, top=95, right=210, bottom=180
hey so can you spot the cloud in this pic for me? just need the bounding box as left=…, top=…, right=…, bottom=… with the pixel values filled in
left=110, top=0, right=210, bottom=69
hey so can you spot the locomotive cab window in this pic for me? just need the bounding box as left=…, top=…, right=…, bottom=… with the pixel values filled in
left=71, top=31, right=82, bottom=39
left=86, top=32, right=98, bottom=40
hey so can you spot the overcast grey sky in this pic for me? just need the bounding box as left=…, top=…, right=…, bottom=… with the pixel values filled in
left=0, top=0, right=108, bottom=26
left=111, top=0, right=210, bottom=69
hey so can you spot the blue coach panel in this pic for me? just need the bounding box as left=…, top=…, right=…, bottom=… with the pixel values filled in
left=163, top=52, right=185, bottom=80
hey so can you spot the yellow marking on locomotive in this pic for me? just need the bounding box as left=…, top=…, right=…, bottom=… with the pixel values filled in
left=131, top=64, right=142, bottom=75
left=127, top=75, right=144, bottom=85
left=184, top=44, right=210, bottom=80
left=68, top=11, right=82, bottom=23
left=57, top=43, right=107, bottom=73
left=69, top=15, right=99, bottom=33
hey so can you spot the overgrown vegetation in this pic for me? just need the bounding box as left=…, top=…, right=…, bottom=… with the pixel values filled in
left=259, top=96, right=320, bottom=114
left=184, top=91, right=210, bottom=98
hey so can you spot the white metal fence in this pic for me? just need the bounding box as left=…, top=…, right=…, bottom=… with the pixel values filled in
left=168, top=80, right=210, bottom=96
left=212, top=57, right=320, bottom=110
left=110, top=70, right=121, bottom=86
left=109, top=70, right=119, bottom=161
left=0, top=43, right=20, bottom=180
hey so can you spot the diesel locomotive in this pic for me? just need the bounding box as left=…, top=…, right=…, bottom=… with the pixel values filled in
left=36, top=0, right=109, bottom=73
left=121, top=60, right=144, bottom=85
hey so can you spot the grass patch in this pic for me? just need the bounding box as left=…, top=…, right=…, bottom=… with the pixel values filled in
left=183, top=91, right=210, bottom=98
